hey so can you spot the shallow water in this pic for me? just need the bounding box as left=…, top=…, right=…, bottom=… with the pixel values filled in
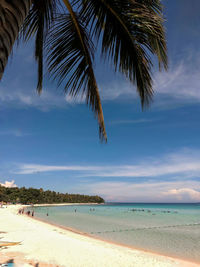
left=0, top=264, right=15, bottom=267
left=32, top=203, right=200, bottom=263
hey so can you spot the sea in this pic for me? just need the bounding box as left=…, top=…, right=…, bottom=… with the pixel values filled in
left=31, top=203, right=200, bottom=263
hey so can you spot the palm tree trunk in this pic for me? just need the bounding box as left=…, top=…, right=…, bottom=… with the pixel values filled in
left=0, top=0, right=32, bottom=80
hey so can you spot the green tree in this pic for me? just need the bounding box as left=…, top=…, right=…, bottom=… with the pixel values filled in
left=0, top=0, right=167, bottom=140
left=0, top=185, right=105, bottom=204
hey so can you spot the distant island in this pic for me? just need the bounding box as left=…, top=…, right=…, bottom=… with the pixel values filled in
left=0, top=185, right=104, bottom=204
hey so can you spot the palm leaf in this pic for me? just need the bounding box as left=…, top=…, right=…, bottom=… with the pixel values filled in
left=129, top=0, right=168, bottom=70
left=21, top=0, right=57, bottom=93
left=47, top=8, right=107, bottom=141
left=0, top=0, right=32, bottom=80
left=77, top=0, right=167, bottom=107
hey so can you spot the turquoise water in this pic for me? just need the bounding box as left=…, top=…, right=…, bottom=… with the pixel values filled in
left=0, top=264, right=15, bottom=266
left=32, top=203, right=200, bottom=263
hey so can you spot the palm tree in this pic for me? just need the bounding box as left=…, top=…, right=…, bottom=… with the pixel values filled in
left=0, top=0, right=167, bottom=141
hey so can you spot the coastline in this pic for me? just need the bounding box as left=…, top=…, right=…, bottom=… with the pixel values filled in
left=32, top=202, right=102, bottom=207
left=0, top=205, right=199, bottom=267
left=32, top=215, right=200, bottom=266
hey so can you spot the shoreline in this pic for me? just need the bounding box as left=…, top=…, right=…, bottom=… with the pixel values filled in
left=32, top=202, right=103, bottom=207
left=0, top=205, right=199, bottom=267
left=32, top=213, right=200, bottom=266
left=30, top=203, right=200, bottom=265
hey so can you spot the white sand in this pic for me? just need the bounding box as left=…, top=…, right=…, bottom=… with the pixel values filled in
left=0, top=205, right=199, bottom=267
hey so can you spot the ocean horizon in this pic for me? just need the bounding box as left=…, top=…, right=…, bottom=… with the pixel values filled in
left=31, top=202, right=200, bottom=263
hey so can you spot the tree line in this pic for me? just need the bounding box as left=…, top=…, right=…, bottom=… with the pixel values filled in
left=0, top=186, right=104, bottom=204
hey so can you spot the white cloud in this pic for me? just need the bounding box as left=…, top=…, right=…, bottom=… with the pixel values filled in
left=154, top=59, right=200, bottom=102
left=1, top=55, right=200, bottom=110
left=15, top=164, right=104, bottom=174
left=0, top=84, right=81, bottom=111
left=89, top=149, right=200, bottom=178
left=84, top=180, right=200, bottom=202
left=162, top=188, right=200, bottom=202
left=101, top=80, right=134, bottom=101
left=0, top=180, right=17, bottom=188
left=0, top=43, right=85, bottom=110
left=65, top=94, right=85, bottom=104
left=15, top=149, right=200, bottom=179
left=101, top=57, right=200, bottom=106
left=2, top=41, right=200, bottom=110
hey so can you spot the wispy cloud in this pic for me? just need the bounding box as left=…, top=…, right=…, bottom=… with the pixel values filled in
left=101, top=56, right=200, bottom=106
left=1, top=54, right=200, bottom=110
left=14, top=149, right=200, bottom=180
left=14, top=164, right=104, bottom=174
left=84, top=180, right=200, bottom=202
left=101, top=80, right=134, bottom=101
left=0, top=129, right=28, bottom=137
left=0, top=43, right=85, bottom=111
left=154, top=59, right=200, bottom=102
left=0, top=83, right=84, bottom=111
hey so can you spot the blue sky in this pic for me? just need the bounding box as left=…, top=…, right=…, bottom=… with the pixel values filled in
left=1, top=0, right=200, bottom=202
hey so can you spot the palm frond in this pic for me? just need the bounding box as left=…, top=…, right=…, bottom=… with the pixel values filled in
left=21, top=0, right=57, bottom=93
left=130, top=0, right=168, bottom=70
left=77, top=0, right=167, bottom=107
left=0, top=0, right=32, bottom=80
left=47, top=10, right=107, bottom=141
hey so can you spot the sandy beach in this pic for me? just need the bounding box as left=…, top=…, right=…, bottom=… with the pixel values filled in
left=0, top=205, right=199, bottom=267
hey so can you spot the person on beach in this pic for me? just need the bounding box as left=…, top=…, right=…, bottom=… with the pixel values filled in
left=27, top=210, right=30, bottom=216
left=32, top=211, right=34, bottom=217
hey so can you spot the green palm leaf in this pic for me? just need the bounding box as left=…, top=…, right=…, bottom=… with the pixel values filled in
left=21, top=0, right=57, bottom=93
left=77, top=0, right=167, bottom=107
left=0, top=0, right=32, bottom=80
left=47, top=9, right=107, bottom=141
left=0, top=0, right=167, bottom=141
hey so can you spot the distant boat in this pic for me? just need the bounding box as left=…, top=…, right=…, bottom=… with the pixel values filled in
left=0, top=241, right=21, bottom=247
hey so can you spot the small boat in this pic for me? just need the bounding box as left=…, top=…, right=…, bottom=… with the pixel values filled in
left=0, top=241, right=21, bottom=247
